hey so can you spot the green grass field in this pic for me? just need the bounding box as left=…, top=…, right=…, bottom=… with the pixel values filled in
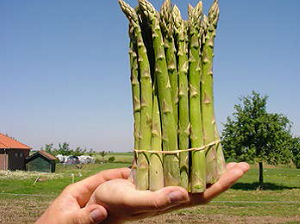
left=94, top=152, right=134, bottom=163
left=0, top=163, right=131, bottom=195
left=0, top=159, right=299, bottom=224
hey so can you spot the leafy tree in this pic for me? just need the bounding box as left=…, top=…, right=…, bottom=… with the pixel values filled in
left=222, top=91, right=294, bottom=188
left=289, top=136, right=300, bottom=169
left=100, top=151, right=108, bottom=162
left=88, top=149, right=95, bottom=156
left=73, top=147, right=86, bottom=156
left=56, top=142, right=72, bottom=156
left=43, top=143, right=54, bottom=154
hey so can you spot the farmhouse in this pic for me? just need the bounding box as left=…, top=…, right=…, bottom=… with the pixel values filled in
left=26, top=151, right=57, bottom=173
left=0, top=133, right=31, bottom=171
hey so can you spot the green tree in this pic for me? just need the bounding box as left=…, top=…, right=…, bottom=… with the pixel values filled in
left=222, top=91, right=293, bottom=188
left=88, top=149, right=95, bottom=156
left=43, top=143, right=54, bottom=154
left=289, top=136, right=300, bottom=169
left=100, top=151, right=108, bottom=162
left=73, top=147, right=86, bottom=156
left=57, top=142, right=72, bottom=156
left=41, top=143, right=55, bottom=155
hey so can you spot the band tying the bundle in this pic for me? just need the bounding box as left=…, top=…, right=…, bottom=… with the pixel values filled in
left=133, top=140, right=221, bottom=155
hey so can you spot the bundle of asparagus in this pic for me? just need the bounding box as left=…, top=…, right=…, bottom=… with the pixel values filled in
left=119, top=0, right=226, bottom=193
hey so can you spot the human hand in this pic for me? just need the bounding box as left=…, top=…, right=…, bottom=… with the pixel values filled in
left=87, top=162, right=249, bottom=224
left=35, top=168, right=130, bottom=224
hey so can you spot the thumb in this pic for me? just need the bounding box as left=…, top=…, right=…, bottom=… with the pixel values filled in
left=124, top=186, right=190, bottom=213
left=73, top=205, right=108, bottom=224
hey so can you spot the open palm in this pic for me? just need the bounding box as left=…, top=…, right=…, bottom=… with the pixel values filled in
left=87, top=162, right=249, bottom=224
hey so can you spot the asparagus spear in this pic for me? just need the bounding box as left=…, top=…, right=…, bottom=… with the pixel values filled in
left=173, top=5, right=190, bottom=190
left=201, top=1, right=220, bottom=184
left=208, top=2, right=226, bottom=178
left=136, top=6, right=166, bottom=190
left=119, top=0, right=152, bottom=190
left=149, top=86, right=164, bottom=191
left=188, top=1, right=206, bottom=193
left=160, top=0, right=178, bottom=127
left=215, top=128, right=226, bottom=177
left=128, top=24, right=140, bottom=186
left=139, top=0, right=180, bottom=187
left=129, top=24, right=141, bottom=153
left=136, top=6, right=155, bottom=82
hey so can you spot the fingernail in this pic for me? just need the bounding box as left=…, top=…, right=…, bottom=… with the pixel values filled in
left=168, top=190, right=186, bottom=203
left=90, top=208, right=105, bottom=222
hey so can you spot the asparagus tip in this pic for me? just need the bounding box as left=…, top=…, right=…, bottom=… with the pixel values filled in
left=139, top=0, right=156, bottom=15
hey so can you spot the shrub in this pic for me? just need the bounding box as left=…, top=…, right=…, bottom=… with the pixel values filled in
left=108, top=156, right=116, bottom=163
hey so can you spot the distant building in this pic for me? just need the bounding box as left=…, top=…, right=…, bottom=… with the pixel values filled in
left=26, top=151, right=57, bottom=173
left=0, top=133, right=31, bottom=171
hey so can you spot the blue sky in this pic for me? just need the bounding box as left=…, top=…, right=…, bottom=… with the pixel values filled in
left=1, top=0, right=299, bottom=152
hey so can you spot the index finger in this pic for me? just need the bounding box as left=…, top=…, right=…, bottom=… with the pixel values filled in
left=77, top=167, right=131, bottom=192
left=65, top=167, right=131, bottom=206
left=188, top=162, right=249, bottom=205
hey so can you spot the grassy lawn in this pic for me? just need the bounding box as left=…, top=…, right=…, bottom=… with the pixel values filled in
left=0, top=163, right=131, bottom=195
left=94, top=152, right=134, bottom=163
left=178, top=164, right=300, bottom=219
left=0, top=161, right=299, bottom=223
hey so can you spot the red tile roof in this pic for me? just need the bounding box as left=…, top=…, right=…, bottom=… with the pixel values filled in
left=0, top=133, right=31, bottom=150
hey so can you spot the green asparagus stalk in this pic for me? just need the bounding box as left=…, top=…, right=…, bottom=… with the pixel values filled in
left=136, top=6, right=155, bottom=81
left=160, top=0, right=178, bottom=127
left=149, top=86, right=164, bottom=191
left=139, top=0, right=180, bottom=187
left=173, top=6, right=190, bottom=190
left=129, top=24, right=141, bottom=153
left=128, top=25, right=140, bottom=185
left=138, top=7, right=167, bottom=190
left=188, top=1, right=206, bottom=193
left=201, top=1, right=220, bottom=184
left=208, top=2, right=226, bottom=178
left=119, top=0, right=152, bottom=190
left=215, top=129, right=226, bottom=177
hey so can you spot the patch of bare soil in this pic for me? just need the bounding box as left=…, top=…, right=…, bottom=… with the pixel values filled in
left=132, top=213, right=300, bottom=224
left=0, top=197, right=50, bottom=224
left=0, top=197, right=299, bottom=224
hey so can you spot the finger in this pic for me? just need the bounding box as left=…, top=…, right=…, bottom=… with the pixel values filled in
left=123, top=185, right=189, bottom=214
left=65, top=168, right=131, bottom=207
left=237, top=162, right=250, bottom=173
left=203, top=162, right=249, bottom=201
left=226, top=162, right=237, bottom=170
left=75, top=167, right=131, bottom=192
left=92, top=179, right=189, bottom=214
left=188, top=162, right=248, bottom=205
left=72, top=204, right=108, bottom=224
left=226, top=162, right=250, bottom=173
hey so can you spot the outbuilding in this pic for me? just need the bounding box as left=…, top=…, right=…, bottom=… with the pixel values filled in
left=0, top=133, right=31, bottom=171
left=26, top=151, right=57, bottom=173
